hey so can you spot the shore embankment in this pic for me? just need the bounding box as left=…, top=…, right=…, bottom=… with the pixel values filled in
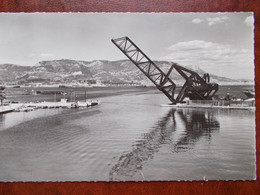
left=5, top=86, right=156, bottom=103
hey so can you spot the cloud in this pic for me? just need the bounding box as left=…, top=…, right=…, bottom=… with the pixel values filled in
left=160, top=40, right=254, bottom=79
left=192, top=18, right=203, bottom=24
left=206, top=16, right=229, bottom=26
left=168, top=40, right=214, bottom=51
left=244, top=15, right=254, bottom=26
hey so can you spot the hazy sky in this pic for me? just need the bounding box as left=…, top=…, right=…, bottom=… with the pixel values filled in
left=0, top=13, right=254, bottom=79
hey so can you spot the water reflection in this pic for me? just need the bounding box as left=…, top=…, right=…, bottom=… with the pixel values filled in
left=171, top=109, right=220, bottom=153
left=0, top=114, right=6, bottom=128
left=0, top=109, right=63, bottom=131
left=109, top=108, right=220, bottom=181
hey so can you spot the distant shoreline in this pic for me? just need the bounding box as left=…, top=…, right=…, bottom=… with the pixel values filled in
left=4, top=84, right=254, bottom=103
left=5, top=86, right=156, bottom=103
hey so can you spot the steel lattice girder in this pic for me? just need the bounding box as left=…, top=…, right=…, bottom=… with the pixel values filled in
left=111, top=37, right=218, bottom=104
left=112, top=37, right=177, bottom=103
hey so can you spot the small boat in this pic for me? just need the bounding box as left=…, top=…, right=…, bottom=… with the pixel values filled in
left=0, top=106, right=14, bottom=114
left=77, top=101, right=89, bottom=107
left=244, top=90, right=255, bottom=99
left=90, top=100, right=99, bottom=106
left=15, top=107, right=35, bottom=112
left=36, top=90, right=63, bottom=95
left=59, top=84, right=71, bottom=88
left=12, top=85, right=21, bottom=88
left=0, top=85, right=6, bottom=90
left=77, top=100, right=100, bottom=107
left=23, top=89, right=37, bottom=95
left=70, top=103, right=79, bottom=108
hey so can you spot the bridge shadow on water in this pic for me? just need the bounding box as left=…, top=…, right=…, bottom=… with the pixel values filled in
left=109, top=108, right=220, bottom=181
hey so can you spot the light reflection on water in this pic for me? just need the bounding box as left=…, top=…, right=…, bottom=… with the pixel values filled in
left=109, top=108, right=221, bottom=181
left=0, top=92, right=255, bottom=181
left=0, top=109, right=63, bottom=131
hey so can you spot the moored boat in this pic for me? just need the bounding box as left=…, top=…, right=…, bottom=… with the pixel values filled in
left=244, top=90, right=255, bottom=99
left=77, top=100, right=100, bottom=107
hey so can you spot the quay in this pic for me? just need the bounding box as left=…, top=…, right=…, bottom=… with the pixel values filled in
left=0, top=105, right=20, bottom=114
left=161, top=99, right=255, bottom=110
left=0, top=99, right=100, bottom=113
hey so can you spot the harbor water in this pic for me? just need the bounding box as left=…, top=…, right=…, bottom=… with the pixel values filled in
left=0, top=86, right=256, bottom=181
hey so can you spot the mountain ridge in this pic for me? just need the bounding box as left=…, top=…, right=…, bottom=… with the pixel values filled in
left=0, top=59, right=253, bottom=86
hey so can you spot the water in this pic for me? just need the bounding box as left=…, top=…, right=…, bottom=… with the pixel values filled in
left=0, top=87, right=255, bottom=181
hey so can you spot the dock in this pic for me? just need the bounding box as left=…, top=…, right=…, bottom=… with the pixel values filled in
left=0, top=99, right=100, bottom=113
left=0, top=104, right=25, bottom=114
left=161, top=99, right=255, bottom=110
left=0, top=106, right=15, bottom=114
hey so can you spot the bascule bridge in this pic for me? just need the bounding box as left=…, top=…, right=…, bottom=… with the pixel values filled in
left=111, top=37, right=218, bottom=104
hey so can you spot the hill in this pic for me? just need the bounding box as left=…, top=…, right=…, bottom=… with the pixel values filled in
left=0, top=59, right=253, bottom=86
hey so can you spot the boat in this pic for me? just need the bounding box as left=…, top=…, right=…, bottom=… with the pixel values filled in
left=12, top=85, right=21, bottom=88
left=90, top=100, right=99, bottom=106
left=36, top=90, right=63, bottom=95
left=244, top=90, right=255, bottom=99
left=23, top=89, right=37, bottom=95
left=77, top=101, right=91, bottom=107
left=0, top=106, right=14, bottom=114
left=77, top=100, right=100, bottom=107
left=0, top=85, right=6, bottom=90
left=59, top=84, right=71, bottom=88
left=15, top=107, right=35, bottom=112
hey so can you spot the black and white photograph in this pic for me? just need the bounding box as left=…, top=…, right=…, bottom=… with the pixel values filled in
left=0, top=12, right=255, bottom=181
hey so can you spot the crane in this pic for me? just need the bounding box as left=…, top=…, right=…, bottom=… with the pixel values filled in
left=111, top=37, right=218, bottom=104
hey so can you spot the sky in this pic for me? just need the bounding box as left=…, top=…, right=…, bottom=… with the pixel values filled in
left=0, top=12, right=254, bottom=79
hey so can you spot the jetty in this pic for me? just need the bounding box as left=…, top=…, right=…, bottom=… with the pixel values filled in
left=0, top=105, right=17, bottom=114
left=0, top=99, right=100, bottom=113
left=161, top=99, right=255, bottom=110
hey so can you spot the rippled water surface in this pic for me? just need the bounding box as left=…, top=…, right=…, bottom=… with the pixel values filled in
left=0, top=89, right=255, bottom=181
